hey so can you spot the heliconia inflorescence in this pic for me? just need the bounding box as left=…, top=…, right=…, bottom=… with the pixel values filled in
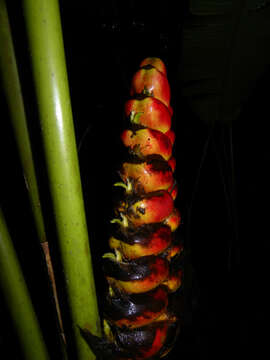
left=81, top=58, right=183, bottom=359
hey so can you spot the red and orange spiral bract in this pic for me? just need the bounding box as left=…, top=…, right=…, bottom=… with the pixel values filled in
left=81, top=58, right=183, bottom=359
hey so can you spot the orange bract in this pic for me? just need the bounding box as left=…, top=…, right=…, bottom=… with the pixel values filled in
left=120, top=160, right=174, bottom=194
left=109, top=225, right=172, bottom=259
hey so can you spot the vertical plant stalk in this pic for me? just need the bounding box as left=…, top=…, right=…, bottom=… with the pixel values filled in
left=0, top=0, right=66, bottom=351
left=0, top=208, right=50, bottom=360
left=0, top=0, right=45, bottom=244
left=22, top=0, right=101, bottom=359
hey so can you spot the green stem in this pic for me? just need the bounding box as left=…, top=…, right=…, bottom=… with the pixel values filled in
left=22, top=0, right=101, bottom=359
left=0, top=208, right=50, bottom=360
left=0, top=2, right=67, bottom=356
left=0, top=0, right=46, bottom=244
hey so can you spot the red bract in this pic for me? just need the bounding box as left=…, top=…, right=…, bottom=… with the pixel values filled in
left=124, top=191, right=174, bottom=227
left=140, top=57, right=167, bottom=76
left=121, top=128, right=172, bottom=161
left=168, top=181, right=178, bottom=200
left=165, top=129, right=176, bottom=146
left=130, top=66, right=171, bottom=107
left=125, top=97, right=171, bottom=133
left=168, top=156, right=176, bottom=172
left=164, top=208, right=181, bottom=232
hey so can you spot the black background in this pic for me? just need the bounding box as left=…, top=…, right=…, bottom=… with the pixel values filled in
left=0, top=1, right=269, bottom=359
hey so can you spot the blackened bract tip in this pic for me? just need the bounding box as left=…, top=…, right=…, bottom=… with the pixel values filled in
left=79, top=326, right=132, bottom=360
left=140, top=64, right=156, bottom=71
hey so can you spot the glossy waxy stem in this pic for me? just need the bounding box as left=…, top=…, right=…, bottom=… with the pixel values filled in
left=0, top=3, right=67, bottom=355
left=22, top=0, right=101, bottom=359
left=0, top=208, right=50, bottom=360
left=0, top=0, right=46, bottom=244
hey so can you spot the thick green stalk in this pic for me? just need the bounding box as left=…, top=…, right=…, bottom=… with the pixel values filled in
left=0, top=1, right=67, bottom=354
left=0, top=208, right=50, bottom=360
left=22, top=1, right=101, bottom=359
left=0, top=0, right=46, bottom=244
